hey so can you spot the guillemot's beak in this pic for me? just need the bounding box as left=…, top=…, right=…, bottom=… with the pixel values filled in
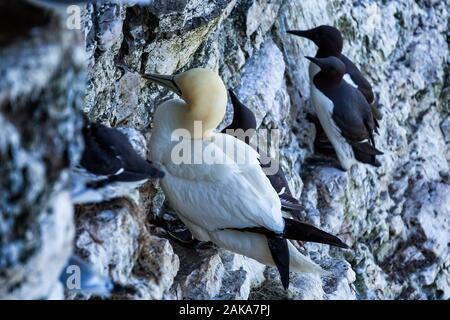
left=142, top=73, right=183, bottom=96
left=228, top=89, right=240, bottom=110
left=287, top=29, right=313, bottom=40
left=305, top=56, right=325, bottom=69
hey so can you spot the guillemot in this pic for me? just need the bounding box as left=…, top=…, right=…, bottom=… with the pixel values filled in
left=145, top=68, right=348, bottom=289
left=287, top=25, right=382, bottom=129
left=71, top=119, right=164, bottom=204
left=305, top=56, right=383, bottom=170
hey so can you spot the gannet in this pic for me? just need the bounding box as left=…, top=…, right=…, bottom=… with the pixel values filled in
left=146, top=68, right=348, bottom=289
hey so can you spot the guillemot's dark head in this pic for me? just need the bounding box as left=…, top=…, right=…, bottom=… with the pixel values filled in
left=287, top=25, right=343, bottom=57
left=305, top=56, right=346, bottom=81
left=221, top=90, right=257, bottom=145
left=227, top=89, right=257, bottom=132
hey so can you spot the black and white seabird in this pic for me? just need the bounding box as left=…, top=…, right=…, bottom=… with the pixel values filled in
left=222, top=90, right=303, bottom=215
left=305, top=56, right=383, bottom=170
left=71, top=119, right=164, bottom=204
left=287, top=25, right=382, bottom=128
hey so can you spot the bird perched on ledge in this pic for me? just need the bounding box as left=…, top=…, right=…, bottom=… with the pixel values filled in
left=144, top=67, right=348, bottom=289
left=305, top=56, right=383, bottom=170
left=222, top=90, right=303, bottom=216
left=287, top=26, right=382, bottom=170
left=287, top=26, right=379, bottom=111
left=71, top=119, right=164, bottom=204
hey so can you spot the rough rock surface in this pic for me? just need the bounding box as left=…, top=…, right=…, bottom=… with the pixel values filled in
left=0, top=0, right=448, bottom=300
left=0, top=2, right=84, bottom=299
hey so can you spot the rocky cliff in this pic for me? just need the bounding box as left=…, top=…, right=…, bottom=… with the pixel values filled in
left=0, top=0, right=448, bottom=300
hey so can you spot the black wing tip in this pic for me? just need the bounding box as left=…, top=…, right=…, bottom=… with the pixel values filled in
left=283, top=218, right=350, bottom=249
left=370, top=145, right=383, bottom=155
left=267, top=237, right=290, bottom=291
left=351, top=141, right=383, bottom=156
left=352, top=148, right=383, bottom=167
left=315, top=234, right=350, bottom=249
left=332, top=239, right=350, bottom=249
left=361, top=159, right=382, bottom=168
left=281, top=275, right=290, bottom=290
left=361, top=153, right=382, bottom=167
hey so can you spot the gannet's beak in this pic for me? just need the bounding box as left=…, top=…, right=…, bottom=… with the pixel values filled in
left=287, top=29, right=313, bottom=40
left=142, top=73, right=182, bottom=96
left=305, top=56, right=325, bottom=69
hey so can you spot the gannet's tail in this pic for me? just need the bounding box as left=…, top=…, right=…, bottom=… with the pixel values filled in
left=208, top=229, right=325, bottom=274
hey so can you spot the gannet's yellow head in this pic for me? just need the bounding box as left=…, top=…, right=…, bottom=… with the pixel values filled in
left=144, top=68, right=227, bottom=139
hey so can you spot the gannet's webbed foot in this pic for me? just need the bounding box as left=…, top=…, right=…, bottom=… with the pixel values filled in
left=154, top=209, right=213, bottom=249
left=191, top=240, right=215, bottom=250
left=167, top=230, right=213, bottom=250
left=166, top=229, right=196, bottom=245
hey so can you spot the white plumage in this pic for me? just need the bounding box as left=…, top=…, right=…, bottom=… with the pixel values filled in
left=343, top=73, right=358, bottom=88
left=150, top=94, right=323, bottom=274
